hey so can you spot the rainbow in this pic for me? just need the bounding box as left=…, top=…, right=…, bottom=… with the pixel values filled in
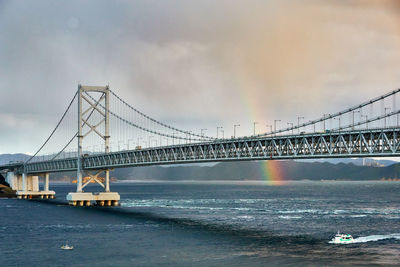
left=260, top=160, right=286, bottom=185
left=234, top=76, right=286, bottom=185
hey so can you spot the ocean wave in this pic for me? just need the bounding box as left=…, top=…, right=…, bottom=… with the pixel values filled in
left=278, top=209, right=320, bottom=214
left=122, top=201, right=255, bottom=212
left=278, top=215, right=302, bottom=219
left=235, top=215, right=254, bottom=220
left=120, top=199, right=400, bottom=219
left=42, top=224, right=93, bottom=229
left=332, top=208, right=400, bottom=217
left=121, top=199, right=261, bottom=212
left=386, top=216, right=400, bottom=219
left=122, top=198, right=272, bottom=206
left=349, top=215, right=367, bottom=218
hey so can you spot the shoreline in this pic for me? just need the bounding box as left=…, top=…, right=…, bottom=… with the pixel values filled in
left=0, top=184, right=16, bottom=198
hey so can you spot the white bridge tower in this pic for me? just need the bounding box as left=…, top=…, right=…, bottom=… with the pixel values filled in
left=66, top=85, right=120, bottom=206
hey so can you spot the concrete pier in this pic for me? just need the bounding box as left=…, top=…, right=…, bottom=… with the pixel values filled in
left=66, top=192, right=120, bottom=206
left=16, top=190, right=56, bottom=199
left=7, top=172, right=56, bottom=200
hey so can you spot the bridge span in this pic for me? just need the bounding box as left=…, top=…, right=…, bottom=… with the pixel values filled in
left=8, top=127, right=400, bottom=173
left=1, top=85, right=400, bottom=206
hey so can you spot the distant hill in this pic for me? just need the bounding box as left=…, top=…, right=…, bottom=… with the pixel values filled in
left=299, top=158, right=397, bottom=167
left=0, top=153, right=30, bottom=165
left=111, top=160, right=400, bottom=181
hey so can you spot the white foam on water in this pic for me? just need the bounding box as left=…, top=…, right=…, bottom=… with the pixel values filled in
left=42, top=224, right=93, bottom=229
left=350, top=215, right=367, bottom=218
left=387, top=216, right=400, bottom=219
left=329, top=208, right=400, bottom=218
left=353, top=234, right=400, bottom=243
left=278, top=215, right=302, bottom=219
left=236, top=215, right=254, bottom=220
left=278, top=209, right=320, bottom=214
left=122, top=198, right=271, bottom=206
left=121, top=199, right=260, bottom=213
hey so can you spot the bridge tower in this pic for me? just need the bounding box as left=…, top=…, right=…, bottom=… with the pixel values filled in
left=66, top=85, right=120, bottom=206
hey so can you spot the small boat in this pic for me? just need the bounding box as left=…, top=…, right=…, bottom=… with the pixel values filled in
left=331, top=231, right=354, bottom=244
left=61, top=242, right=74, bottom=250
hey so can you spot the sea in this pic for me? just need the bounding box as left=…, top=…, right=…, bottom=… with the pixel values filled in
left=1, top=181, right=400, bottom=266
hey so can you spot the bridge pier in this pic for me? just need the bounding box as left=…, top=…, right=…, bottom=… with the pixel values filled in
left=44, top=173, right=49, bottom=191
left=66, top=192, right=120, bottom=207
left=7, top=172, right=55, bottom=199
left=66, top=169, right=119, bottom=207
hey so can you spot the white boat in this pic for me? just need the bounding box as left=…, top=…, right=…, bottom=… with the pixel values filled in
left=330, top=232, right=354, bottom=244
left=61, top=242, right=74, bottom=250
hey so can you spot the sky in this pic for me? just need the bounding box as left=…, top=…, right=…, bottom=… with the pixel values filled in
left=1, top=0, right=400, bottom=154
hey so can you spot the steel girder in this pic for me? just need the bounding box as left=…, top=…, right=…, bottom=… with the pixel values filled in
left=23, top=158, right=77, bottom=174
left=13, top=128, right=400, bottom=174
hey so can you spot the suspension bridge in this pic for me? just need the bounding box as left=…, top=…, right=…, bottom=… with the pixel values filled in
left=1, top=85, right=400, bottom=206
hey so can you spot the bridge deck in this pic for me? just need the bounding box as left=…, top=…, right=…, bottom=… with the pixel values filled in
left=1, top=128, right=399, bottom=174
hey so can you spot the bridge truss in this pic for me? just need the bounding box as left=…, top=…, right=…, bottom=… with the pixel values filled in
left=19, top=128, right=400, bottom=174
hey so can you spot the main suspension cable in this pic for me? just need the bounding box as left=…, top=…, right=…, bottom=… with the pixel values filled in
left=25, top=91, right=78, bottom=164
left=50, top=132, right=77, bottom=161
left=85, top=92, right=209, bottom=142
left=110, top=89, right=214, bottom=140
left=259, top=88, right=400, bottom=137
left=330, top=109, right=400, bottom=132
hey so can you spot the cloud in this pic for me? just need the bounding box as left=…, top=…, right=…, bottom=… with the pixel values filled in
left=210, top=0, right=400, bottom=121
left=1, top=0, right=400, bottom=152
